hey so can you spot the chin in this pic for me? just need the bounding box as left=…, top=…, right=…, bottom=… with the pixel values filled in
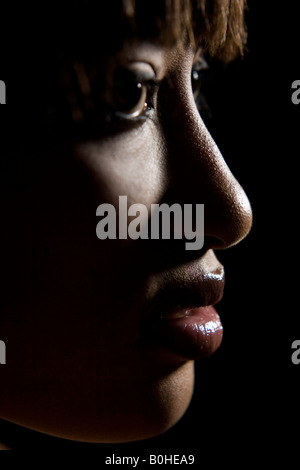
left=57, top=361, right=195, bottom=444
left=89, top=361, right=195, bottom=444
left=0, top=361, right=195, bottom=444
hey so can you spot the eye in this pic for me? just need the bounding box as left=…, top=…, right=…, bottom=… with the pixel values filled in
left=191, top=55, right=209, bottom=103
left=191, top=55, right=212, bottom=121
left=191, top=68, right=201, bottom=101
left=112, top=68, right=157, bottom=119
left=113, top=81, right=148, bottom=118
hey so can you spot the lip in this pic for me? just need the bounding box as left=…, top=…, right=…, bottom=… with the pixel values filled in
left=140, top=262, right=225, bottom=362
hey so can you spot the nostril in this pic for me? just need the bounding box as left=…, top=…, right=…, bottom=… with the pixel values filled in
left=202, top=235, right=227, bottom=251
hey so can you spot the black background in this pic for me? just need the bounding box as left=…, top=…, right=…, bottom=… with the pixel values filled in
left=0, top=0, right=299, bottom=464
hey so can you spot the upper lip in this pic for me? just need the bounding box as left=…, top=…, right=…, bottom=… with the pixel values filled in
left=143, top=261, right=225, bottom=320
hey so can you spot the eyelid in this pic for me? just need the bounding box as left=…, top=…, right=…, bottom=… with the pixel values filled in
left=140, top=77, right=160, bottom=90
left=126, top=61, right=158, bottom=79
left=192, top=55, right=209, bottom=72
left=113, top=70, right=160, bottom=97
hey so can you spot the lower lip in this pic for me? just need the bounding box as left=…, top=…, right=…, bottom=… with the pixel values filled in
left=142, top=306, right=223, bottom=361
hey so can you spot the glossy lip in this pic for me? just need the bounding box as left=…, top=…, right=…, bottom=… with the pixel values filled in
left=140, top=263, right=225, bottom=362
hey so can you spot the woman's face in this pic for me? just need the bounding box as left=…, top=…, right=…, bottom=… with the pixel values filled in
left=0, top=37, right=252, bottom=442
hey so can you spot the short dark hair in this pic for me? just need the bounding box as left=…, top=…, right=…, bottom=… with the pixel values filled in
left=121, top=0, right=247, bottom=60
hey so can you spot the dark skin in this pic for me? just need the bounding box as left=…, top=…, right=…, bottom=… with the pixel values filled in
left=0, top=35, right=252, bottom=447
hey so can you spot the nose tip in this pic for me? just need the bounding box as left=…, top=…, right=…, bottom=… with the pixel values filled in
left=205, top=177, right=253, bottom=250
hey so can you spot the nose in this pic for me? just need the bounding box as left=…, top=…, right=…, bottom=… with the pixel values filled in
left=161, top=80, right=252, bottom=250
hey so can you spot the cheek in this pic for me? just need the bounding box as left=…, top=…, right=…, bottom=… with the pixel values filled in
left=75, top=121, right=168, bottom=207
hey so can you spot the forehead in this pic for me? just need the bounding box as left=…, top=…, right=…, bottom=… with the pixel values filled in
left=1, top=0, right=245, bottom=78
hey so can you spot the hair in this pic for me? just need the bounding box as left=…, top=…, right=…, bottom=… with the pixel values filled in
left=122, top=0, right=247, bottom=61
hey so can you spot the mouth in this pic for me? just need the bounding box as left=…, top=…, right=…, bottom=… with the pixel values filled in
left=140, top=260, right=225, bottom=362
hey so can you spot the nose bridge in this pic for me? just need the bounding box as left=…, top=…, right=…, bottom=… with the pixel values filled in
left=163, top=88, right=253, bottom=249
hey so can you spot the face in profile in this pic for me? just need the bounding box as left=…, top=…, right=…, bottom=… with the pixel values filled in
left=0, top=0, right=252, bottom=445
